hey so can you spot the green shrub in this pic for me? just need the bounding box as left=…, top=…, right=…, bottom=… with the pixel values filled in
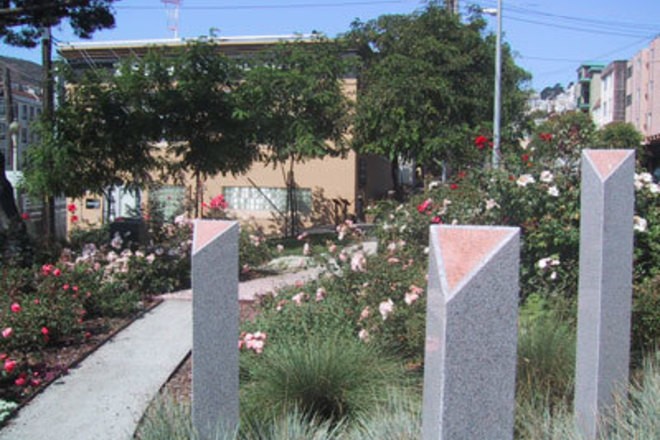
left=239, top=226, right=272, bottom=275
left=345, top=388, right=421, bottom=439
left=515, top=350, right=660, bottom=440
left=241, top=331, right=409, bottom=425
left=516, top=294, right=576, bottom=408
left=632, top=274, right=660, bottom=357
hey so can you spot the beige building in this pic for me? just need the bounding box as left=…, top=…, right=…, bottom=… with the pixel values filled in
left=57, top=36, right=393, bottom=234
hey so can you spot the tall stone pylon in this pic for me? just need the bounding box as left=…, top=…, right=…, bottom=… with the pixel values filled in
left=575, top=150, right=635, bottom=439
left=422, top=225, right=520, bottom=440
left=192, top=220, right=240, bottom=438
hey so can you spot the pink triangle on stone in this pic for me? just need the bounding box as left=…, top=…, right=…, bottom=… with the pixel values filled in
left=438, top=227, right=512, bottom=293
left=194, top=220, right=231, bottom=254
left=585, top=150, right=633, bottom=181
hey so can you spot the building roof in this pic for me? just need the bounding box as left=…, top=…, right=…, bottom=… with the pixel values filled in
left=56, top=35, right=317, bottom=66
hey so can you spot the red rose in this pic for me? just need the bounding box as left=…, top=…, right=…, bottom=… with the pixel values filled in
left=67, top=204, right=77, bottom=213
left=474, top=135, right=488, bottom=149
left=4, top=359, right=17, bottom=373
left=450, top=183, right=459, bottom=190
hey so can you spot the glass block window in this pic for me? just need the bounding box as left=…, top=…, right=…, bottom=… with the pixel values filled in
left=151, top=185, right=186, bottom=221
left=223, top=186, right=311, bottom=213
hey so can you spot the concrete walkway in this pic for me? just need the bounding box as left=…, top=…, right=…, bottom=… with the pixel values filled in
left=0, top=241, right=377, bottom=440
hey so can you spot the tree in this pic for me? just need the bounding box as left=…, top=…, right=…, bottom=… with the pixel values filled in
left=235, top=36, right=352, bottom=236
left=345, top=3, right=530, bottom=195
left=23, top=60, right=162, bottom=215
left=155, top=42, right=258, bottom=217
left=596, top=121, right=645, bottom=162
left=0, top=0, right=117, bottom=47
left=1, top=0, right=119, bottom=240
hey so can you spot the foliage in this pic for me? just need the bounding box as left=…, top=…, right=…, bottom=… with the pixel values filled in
left=241, top=331, right=409, bottom=425
left=235, top=35, right=352, bottom=236
left=595, top=121, right=645, bottom=162
left=235, top=36, right=351, bottom=166
left=515, top=350, right=660, bottom=439
left=0, top=264, right=97, bottom=355
left=148, top=42, right=258, bottom=217
left=238, top=227, right=272, bottom=275
left=346, top=3, right=530, bottom=188
left=632, top=274, right=660, bottom=355
left=23, top=61, right=162, bottom=201
left=0, top=0, right=117, bottom=47
left=516, top=294, right=576, bottom=408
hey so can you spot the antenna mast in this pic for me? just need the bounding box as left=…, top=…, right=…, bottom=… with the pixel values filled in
left=161, top=0, right=181, bottom=39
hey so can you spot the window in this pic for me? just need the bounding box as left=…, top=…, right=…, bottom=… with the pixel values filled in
left=29, top=106, right=35, bottom=120
left=21, top=127, right=28, bottom=144
left=21, top=104, right=27, bottom=120
left=223, top=186, right=311, bottom=213
left=151, top=185, right=186, bottom=221
left=0, top=122, right=5, bottom=140
left=626, top=94, right=632, bottom=106
left=626, top=65, right=633, bottom=79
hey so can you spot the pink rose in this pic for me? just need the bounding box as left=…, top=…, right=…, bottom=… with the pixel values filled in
left=10, top=303, right=21, bottom=313
left=4, top=359, right=17, bottom=373
left=2, top=328, right=13, bottom=339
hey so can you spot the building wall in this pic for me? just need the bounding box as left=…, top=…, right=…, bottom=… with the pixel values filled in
left=624, top=37, right=660, bottom=140
left=596, top=61, right=627, bottom=128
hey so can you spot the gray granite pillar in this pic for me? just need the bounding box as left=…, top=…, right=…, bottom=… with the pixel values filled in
left=422, top=225, right=520, bottom=440
left=192, top=220, right=240, bottom=438
left=575, top=150, right=635, bottom=439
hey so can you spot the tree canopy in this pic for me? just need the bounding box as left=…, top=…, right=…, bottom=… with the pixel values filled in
left=0, top=0, right=117, bottom=47
left=345, top=3, right=530, bottom=185
left=23, top=60, right=162, bottom=200
left=234, top=36, right=352, bottom=235
left=235, top=36, right=352, bottom=165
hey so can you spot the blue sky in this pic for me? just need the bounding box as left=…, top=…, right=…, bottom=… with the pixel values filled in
left=2, top=0, right=660, bottom=92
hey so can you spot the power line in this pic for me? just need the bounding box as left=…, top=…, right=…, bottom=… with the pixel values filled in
left=115, top=1, right=413, bottom=11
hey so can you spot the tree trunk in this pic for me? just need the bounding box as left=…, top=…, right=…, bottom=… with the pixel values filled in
left=194, top=172, right=202, bottom=218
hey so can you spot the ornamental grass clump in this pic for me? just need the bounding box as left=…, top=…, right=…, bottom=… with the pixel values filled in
left=240, top=331, right=410, bottom=426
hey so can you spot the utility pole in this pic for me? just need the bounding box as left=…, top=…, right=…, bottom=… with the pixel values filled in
left=42, top=25, right=56, bottom=238
left=445, top=0, right=459, bottom=14
left=493, top=0, right=502, bottom=169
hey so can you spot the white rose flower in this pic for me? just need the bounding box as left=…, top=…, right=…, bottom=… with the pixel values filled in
left=633, top=216, right=647, bottom=232
left=516, top=174, right=536, bottom=187
left=547, top=186, right=560, bottom=197
left=540, top=171, right=554, bottom=183
left=379, top=299, right=394, bottom=320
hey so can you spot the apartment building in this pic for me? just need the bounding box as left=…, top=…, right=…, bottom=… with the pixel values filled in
left=576, top=63, right=605, bottom=114
left=593, top=60, right=627, bottom=128
left=56, top=36, right=393, bottom=232
left=0, top=56, right=42, bottom=173
left=625, top=36, right=660, bottom=178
